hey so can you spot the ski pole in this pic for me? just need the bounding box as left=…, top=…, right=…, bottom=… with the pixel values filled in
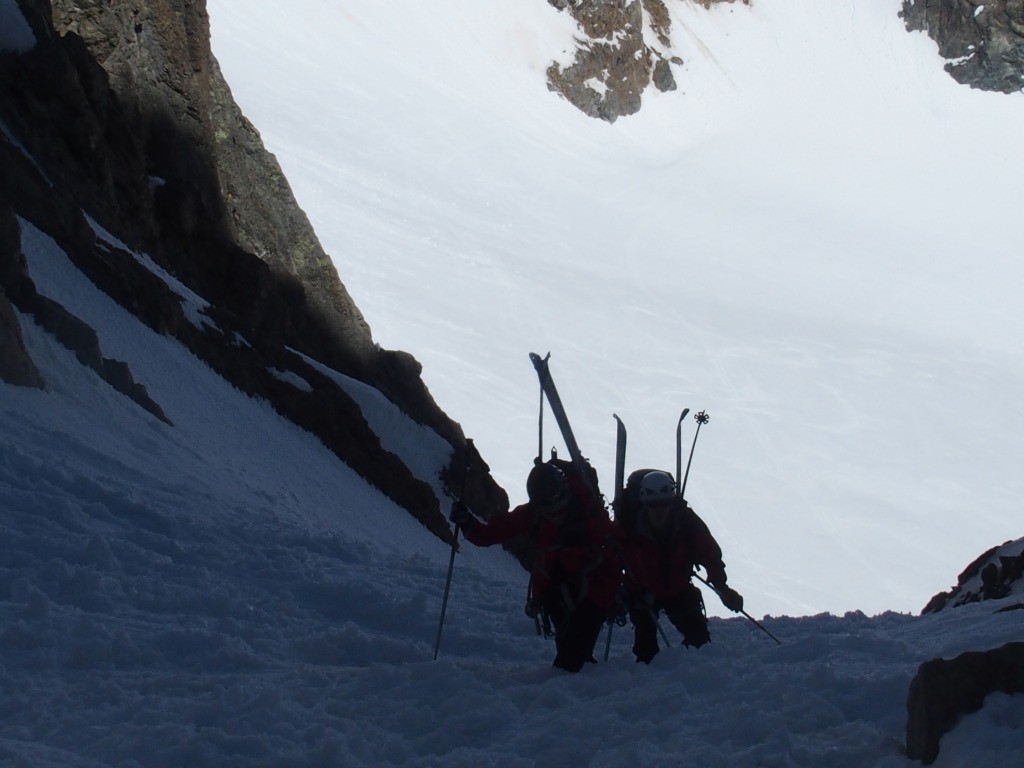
left=525, top=574, right=542, bottom=636
left=603, top=621, right=614, bottom=661
left=433, top=439, right=473, bottom=660
left=680, top=410, right=709, bottom=499
left=693, top=573, right=782, bottom=645
left=651, top=608, right=671, bottom=646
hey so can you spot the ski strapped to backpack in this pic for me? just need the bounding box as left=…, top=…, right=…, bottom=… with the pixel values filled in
left=675, top=408, right=690, bottom=499
left=529, top=352, right=601, bottom=499
left=614, top=413, right=627, bottom=501
left=613, top=409, right=692, bottom=535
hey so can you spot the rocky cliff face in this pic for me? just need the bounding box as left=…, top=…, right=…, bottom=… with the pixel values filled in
left=901, top=0, right=1024, bottom=92
left=1, top=0, right=508, bottom=541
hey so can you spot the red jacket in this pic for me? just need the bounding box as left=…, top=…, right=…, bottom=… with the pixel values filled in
left=614, top=502, right=727, bottom=603
left=463, top=496, right=621, bottom=612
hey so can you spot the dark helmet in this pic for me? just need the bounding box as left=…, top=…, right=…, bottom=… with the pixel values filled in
left=526, top=463, right=570, bottom=508
left=638, top=470, right=676, bottom=505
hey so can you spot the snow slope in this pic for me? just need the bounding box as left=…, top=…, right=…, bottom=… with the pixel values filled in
left=2, top=201, right=1023, bottom=768
left=4, top=1, right=1024, bottom=763
left=208, top=0, right=1024, bottom=617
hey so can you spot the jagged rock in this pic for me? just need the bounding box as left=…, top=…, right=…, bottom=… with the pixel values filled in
left=0, top=209, right=44, bottom=389
left=906, top=642, right=1024, bottom=764
left=901, top=0, right=1024, bottom=93
left=546, top=0, right=747, bottom=122
left=0, top=290, right=40, bottom=387
left=547, top=0, right=652, bottom=122
left=0, top=206, right=172, bottom=422
left=909, top=538, right=1024, bottom=762
left=921, top=537, right=1024, bottom=613
left=652, top=58, right=677, bottom=92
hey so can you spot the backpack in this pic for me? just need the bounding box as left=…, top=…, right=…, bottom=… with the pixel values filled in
left=539, top=455, right=604, bottom=519
left=522, top=455, right=609, bottom=630
left=613, top=468, right=660, bottom=537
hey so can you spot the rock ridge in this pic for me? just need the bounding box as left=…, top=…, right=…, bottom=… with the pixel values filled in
left=1, top=0, right=509, bottom=540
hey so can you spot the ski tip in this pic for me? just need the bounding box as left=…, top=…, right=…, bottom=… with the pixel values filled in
left=529, top=351, right=552, bottom=368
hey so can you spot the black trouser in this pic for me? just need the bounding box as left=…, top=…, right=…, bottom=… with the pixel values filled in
left=540, top=587, right=607, bottom=673
left=629, top=583, right=709, bottom=663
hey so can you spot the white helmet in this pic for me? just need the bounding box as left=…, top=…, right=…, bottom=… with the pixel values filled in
left=638, top=471, right=676, bottom=504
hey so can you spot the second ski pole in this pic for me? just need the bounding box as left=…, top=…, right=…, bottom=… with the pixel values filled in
left=433, top=439, right=473, bottom=660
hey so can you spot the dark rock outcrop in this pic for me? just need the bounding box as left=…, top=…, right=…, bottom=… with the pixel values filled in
left=0, top=208, right=170, bottom=422
left=0, top=209, right=43, bottom=388
left=546, top=0, right=1022, bottom=122
left=0, top=288, right=41, bottom=388
left=546, top=0, right=748, bottom=122
left=901, top=0, right=1024, bottom=93
left=1, top=0, right=509, bottom=540
left=921, top=538, right=1024, bottom=613
left=906, top=641, right=1024, bottom=764
left=908, top=539, right=1024, bottom=763
left=547, top=0, right=660, bottom=122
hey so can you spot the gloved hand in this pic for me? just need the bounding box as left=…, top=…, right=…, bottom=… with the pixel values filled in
left=449, top=500, right=476, bottom=530
left=718, top=585, right=744, bottom=613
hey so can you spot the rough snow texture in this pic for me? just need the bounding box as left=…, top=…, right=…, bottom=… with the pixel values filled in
left=2, top=220, right=1024, bottom=765
left=2, top=1, right=1024, bottom=764
left=1, top=225, right=1023, bottom=763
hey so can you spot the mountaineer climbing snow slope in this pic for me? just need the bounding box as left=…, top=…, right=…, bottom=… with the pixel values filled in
left=2, top=222, right=1022, bottom=765
left=5, top=0, right=1024, bottom=765
left=208, top=0, right=1024, bottom=620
